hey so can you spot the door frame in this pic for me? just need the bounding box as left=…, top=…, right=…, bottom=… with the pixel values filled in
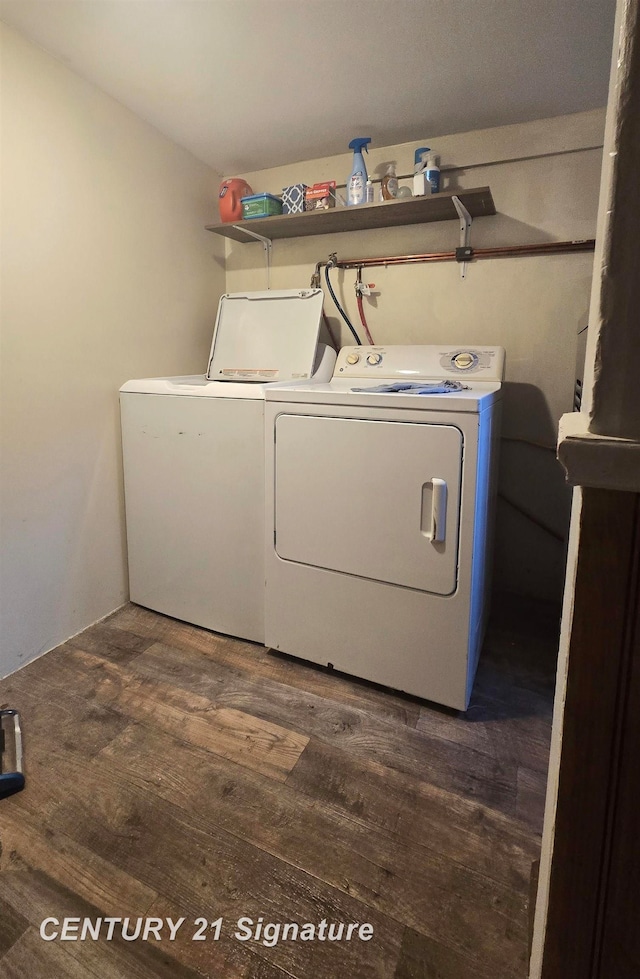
left=532, top=1, right=640, bottom=974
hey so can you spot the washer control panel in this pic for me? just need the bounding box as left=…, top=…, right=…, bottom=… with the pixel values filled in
left=440, top=349, right=505, bottom=374
left=334, top=345, right=505, bottom=380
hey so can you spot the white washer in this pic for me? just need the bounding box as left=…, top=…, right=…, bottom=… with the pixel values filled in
left=264, top=344, right=505, bottom=710
left=120, top=290, right=335, bottom=644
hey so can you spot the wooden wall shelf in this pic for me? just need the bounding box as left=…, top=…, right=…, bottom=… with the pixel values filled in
left=205, top=187, right=495, bottom=243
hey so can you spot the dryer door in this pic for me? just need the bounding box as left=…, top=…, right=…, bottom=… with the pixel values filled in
left=274, top=414, right=463, bottom=595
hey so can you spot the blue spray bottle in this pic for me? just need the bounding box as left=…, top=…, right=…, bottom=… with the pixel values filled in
left=347, top=137, right=372, bottom=206
left=412, top=146, right=430, bottom=196
left=425, top=153, right=441, bottom=194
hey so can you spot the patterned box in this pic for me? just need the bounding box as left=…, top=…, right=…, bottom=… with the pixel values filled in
left=281, top=184, right=308, bottom=215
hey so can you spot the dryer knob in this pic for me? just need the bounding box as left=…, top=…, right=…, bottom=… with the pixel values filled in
left=366, top=353, right=382, bottom=365
left=345, top=353, right=360, bottom=365
left=453, top=351, right=476, bottom=370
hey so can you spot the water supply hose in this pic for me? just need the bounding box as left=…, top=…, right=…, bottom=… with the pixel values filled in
left=356, top=294, right=374, bottom=345
left=325, top=261, right=362, bottom=345
left=355, top=267, right=375, bottom=344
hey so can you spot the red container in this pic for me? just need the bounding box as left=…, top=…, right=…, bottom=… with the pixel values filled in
left=219, top=178, right=253, bottom=222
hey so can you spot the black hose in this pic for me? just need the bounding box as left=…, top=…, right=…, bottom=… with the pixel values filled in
left=325, top=263, right=361, bottom=345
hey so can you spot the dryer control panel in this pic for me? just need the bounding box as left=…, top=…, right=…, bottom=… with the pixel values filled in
left=335, top=345, right=505, bottom=380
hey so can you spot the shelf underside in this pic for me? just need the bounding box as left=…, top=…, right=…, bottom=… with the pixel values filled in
left=206, top=187, right=495, bottom=243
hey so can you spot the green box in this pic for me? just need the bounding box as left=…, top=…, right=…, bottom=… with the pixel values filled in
left=240, top=193, right=283, bottom=220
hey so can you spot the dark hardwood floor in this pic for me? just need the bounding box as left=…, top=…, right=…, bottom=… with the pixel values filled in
left=0, top=596, right=558, bottom=978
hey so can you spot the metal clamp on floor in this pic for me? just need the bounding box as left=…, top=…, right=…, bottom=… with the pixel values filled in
left=0, top=709, right=25, bottom=800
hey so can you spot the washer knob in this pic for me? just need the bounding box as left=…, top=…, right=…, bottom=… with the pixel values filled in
left=345, top=353, right=360, bottom=365
left=366, top=353, right=383, bottom=365
left=453, top=351, right=475, bottom=370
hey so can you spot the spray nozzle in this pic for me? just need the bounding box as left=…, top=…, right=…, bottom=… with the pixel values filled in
left=414, top=146, right=430, bottom=168
left=349, top=137, right=371, bottom=154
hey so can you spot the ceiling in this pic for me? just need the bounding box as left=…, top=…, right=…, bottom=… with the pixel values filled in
left=0, top=0, right=617, bottom=175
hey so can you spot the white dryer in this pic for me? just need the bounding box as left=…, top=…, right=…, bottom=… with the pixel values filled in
left=120, top=290, right=334, bottom=644
left=264, top=344, right=505, bottom=710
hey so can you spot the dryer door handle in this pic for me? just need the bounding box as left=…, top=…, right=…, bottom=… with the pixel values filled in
left=421, top=478, right=448, bottom=543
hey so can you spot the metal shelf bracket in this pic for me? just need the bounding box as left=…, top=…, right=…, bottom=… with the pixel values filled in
left=232, top=226, right=273, bottom=288
left=452, top=196, right=472, bottom=279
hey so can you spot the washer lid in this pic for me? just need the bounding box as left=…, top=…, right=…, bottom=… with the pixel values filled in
left=206, top=289, right=323, bottom=382
left=119, top=375, right=268, bottom=399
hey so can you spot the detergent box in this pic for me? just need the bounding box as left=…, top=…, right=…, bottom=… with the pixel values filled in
left=304, top=182, right=337, bottom=211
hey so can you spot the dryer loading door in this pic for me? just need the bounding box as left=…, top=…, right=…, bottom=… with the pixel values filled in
left=274, top=414, right=463, bottom=595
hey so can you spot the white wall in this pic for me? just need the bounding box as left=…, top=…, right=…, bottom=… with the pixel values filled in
left=224, top=110, right=604, bottom=602
left=0, top=25, right=224, bottom=677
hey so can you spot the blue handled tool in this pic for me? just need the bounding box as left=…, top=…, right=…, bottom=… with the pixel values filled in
left=0, top=709, right=25, bottom=799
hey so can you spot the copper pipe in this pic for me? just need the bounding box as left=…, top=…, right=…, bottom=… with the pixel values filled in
left=331, top=238, right=595, bottom=270
left=474, top=240, right=595, bottom=258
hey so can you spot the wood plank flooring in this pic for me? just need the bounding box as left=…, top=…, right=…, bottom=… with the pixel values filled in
left=0, top=596, right=558, bottom=978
